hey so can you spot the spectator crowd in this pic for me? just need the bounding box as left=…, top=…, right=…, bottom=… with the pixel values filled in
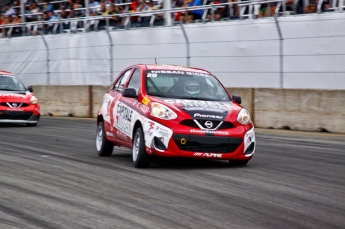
left=0, top=0, right=334, bottom=37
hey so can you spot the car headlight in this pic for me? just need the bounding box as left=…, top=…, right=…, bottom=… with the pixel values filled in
left=237, top=109, right=251, bottom=125
left=151, top=102, right=177, bottom=120
left=30, top=96, right=38, bottom=104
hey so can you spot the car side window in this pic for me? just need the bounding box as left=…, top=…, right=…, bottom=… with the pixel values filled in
left=127, top=69, right=141, bottom=95
left=113, top=69, right=132, bottom=92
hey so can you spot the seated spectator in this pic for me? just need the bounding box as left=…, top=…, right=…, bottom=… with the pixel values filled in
left=98, top=1, right=108, bottom=16
left=43, top=0, right=54, bottom=12
left=3, top=3, right=17, bottom=17
left=11, top=14, right=22, bottom=24
left=206, top=0, right=230, bottom=21
left=73, top=3, right=86, bottom=17
left=147, top=0, right=163, bottom=24
left=11, top=14, right=22, bottom=35
left=60, top=7, right=70, bottom=29
left=108, top=3, right=124, bottom=27
left=90, top=0, right=101, bottom=16
left=0, top=14, right=4, bottom=35
left=27, top=2, right=41, bottom=22
left=305, top=0, right=318, bottom=13
left=258, top=0, right=278, bottom=18
left=136, top=1, right=150, bottom=26
left=179, top=0, right=203, bottom=23
left=45, top=10, right=58, bottom=33
left=321, top=0, right=330, bottom=12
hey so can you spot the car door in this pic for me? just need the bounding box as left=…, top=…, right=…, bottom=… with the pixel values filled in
left=113, top=68, right=142, bottom=145
left=103, top=68, right=133, bottom=142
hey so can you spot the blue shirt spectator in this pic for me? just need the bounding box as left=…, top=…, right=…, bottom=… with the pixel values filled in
left=188, top=0, right=203, bottom=17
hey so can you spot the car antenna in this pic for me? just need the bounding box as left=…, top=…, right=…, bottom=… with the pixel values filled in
left=154, top=57, right=157, bottom=64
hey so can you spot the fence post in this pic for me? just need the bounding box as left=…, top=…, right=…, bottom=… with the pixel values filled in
left=274, top=15, right=283, bottom=88
left=179, top=23, right=190, bottom=67
left=106, top=24, right=114, bottom=84
left=40, top=32, right=50, bottom=85
left=20, top=0, right=26, bottom=36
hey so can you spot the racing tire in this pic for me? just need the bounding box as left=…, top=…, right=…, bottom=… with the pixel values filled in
left=96, top=121, right=114, bottom=157
left=132, top=127, right=151, bottom=168
left=27, top=123, right=37, bottom=127
left=229, top=160, right=249, bottom=166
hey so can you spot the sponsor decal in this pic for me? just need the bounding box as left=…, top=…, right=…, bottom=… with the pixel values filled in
left=190, top=129, right=229, bottom=135
left=164, top=99, right=231, bottom=111
left=146, top=65, right=209, bottom=74
left=158, top=130, right=169, bottom=137
left=106, top=132, right=115, bottom=137
left=193, top=153, right=223, bottom=158
left=159, top=137, right=164, bottom=142
left=185, top=72, right=209, bottom=77
left=194, top=113, right=223, bottom=119
left=0, top=94, right=25, bottom=98
left=132, top=101, right=149, bottom=113
left=114, top=102, right=133, bottom=135
left=148, top=121, right=154, bottom=130
left=142, top=97, right=150, bottom=105
left=145, top=130, right=153, bottom=136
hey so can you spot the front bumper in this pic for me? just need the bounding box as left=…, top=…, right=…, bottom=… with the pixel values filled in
left=0, top=110, right=40, bottom=124
left=149, top=127, right=256, bottom=160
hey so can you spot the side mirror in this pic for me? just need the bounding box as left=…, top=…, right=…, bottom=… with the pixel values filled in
left=232, top=95, right=242, bottom=104
left=122, top=88, right=137, bottom=98
left=28, top=87, right=33, bottom=93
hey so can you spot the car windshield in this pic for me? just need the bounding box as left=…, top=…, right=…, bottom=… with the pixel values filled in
left=0, top=75, right=27, bottom=91
left=146, top=70, right=230, bottom=101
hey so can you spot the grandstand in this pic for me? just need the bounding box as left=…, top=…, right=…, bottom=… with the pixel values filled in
left=0, top=0, right=341, bottom=37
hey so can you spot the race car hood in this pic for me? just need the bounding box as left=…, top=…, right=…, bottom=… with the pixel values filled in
left=0, top=90, right=32, bottom=102
left=155, top=98, right=242, bottom=121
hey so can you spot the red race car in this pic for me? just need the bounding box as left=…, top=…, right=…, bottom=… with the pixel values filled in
left=0, top=70, right=40, bottom=126
left=96, top=64, right=255, bottom=168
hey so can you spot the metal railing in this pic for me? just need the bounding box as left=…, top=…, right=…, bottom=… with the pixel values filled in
left=1, top=0, right=288, bottom=38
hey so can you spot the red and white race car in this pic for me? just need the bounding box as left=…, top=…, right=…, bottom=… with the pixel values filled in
left=96, top=64, right=255, bottom=168
left=0, top=70, right=40, bottom=126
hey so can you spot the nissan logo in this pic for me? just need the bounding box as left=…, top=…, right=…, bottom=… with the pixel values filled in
left=205, top=121, right=213, bottom=129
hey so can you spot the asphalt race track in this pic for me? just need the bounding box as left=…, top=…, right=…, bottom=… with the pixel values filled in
left=0, top=117, right=344, bottom=229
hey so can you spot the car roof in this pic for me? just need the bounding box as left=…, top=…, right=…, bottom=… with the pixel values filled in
left=143, top=64, right=211, bottom=74
left=0, top=70, right=14, bottom=76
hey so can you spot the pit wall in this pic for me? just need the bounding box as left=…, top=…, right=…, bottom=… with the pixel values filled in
left=32, top=86, right=345, bottom=134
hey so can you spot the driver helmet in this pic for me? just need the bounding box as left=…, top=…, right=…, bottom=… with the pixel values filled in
left=184, top=80, right=200, bottom=95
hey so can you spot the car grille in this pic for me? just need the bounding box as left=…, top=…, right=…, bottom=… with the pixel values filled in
left=173, top=135, right=242, bottom=153
left=0, top=102, right=29, bottom=108
left=180, top=119, right=235, bottom=129
left=0, top=111, right=33, bottom=120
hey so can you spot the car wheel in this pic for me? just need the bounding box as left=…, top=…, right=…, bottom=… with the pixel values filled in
left=27, top=123, right=37, bottom=127
left=229, top=160, right=249, bottom=166
left=96, top=121, right=114, bottom=157
left=132, top=127, right=151, bottom=168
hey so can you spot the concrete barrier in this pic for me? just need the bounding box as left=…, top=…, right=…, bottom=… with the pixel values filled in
left=92, top=85, right=111, bottom=118
left=32, top=86, right=345, bottom=134
left=254, top=88, right=345, bottom=133
left=32, top=86, right=91, bottom=117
